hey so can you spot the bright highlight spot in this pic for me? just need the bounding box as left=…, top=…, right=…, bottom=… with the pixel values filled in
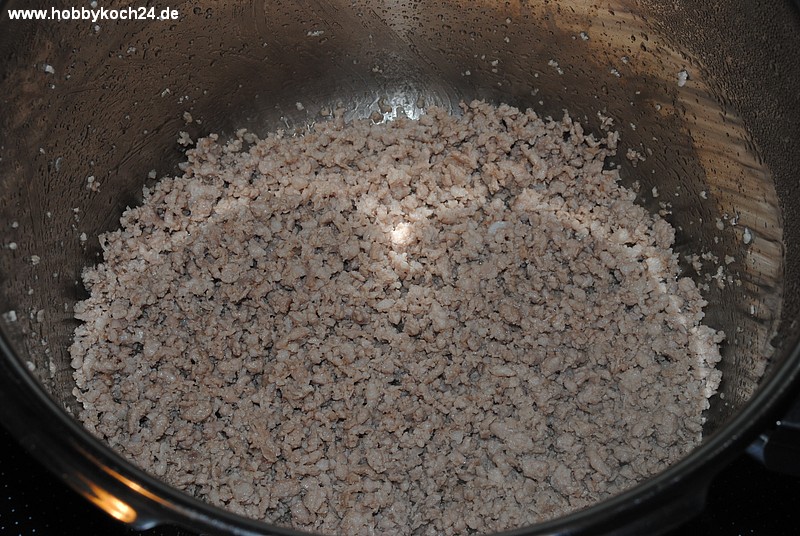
left=390, top=222, right=414, bottom=246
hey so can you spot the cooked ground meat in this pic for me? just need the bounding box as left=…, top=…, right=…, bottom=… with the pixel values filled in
left=70, top=100, right=723, bottom=535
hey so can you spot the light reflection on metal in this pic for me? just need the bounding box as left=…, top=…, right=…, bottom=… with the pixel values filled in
left=77, top=474, right=138, bottom=524
left=103, top=464, right=170, bottom=505
left=71, top=445, right=175, bottom=527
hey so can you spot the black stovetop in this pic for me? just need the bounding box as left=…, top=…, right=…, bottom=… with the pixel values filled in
left=1, top=424, right=798, bottom=536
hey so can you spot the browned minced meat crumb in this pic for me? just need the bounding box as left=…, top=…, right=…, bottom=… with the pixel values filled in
left=70, top=101, right=724, bottom=535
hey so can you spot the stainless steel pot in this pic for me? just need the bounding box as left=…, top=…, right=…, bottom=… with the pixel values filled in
left=1, top=0, right=799, bottom=534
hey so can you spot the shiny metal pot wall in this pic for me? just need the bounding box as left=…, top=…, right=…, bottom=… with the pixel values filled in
left=1, top=1, right=799, bottom=534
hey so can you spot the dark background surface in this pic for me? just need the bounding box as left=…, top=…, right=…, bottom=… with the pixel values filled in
left=1, top=423, right=798, bottom=536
